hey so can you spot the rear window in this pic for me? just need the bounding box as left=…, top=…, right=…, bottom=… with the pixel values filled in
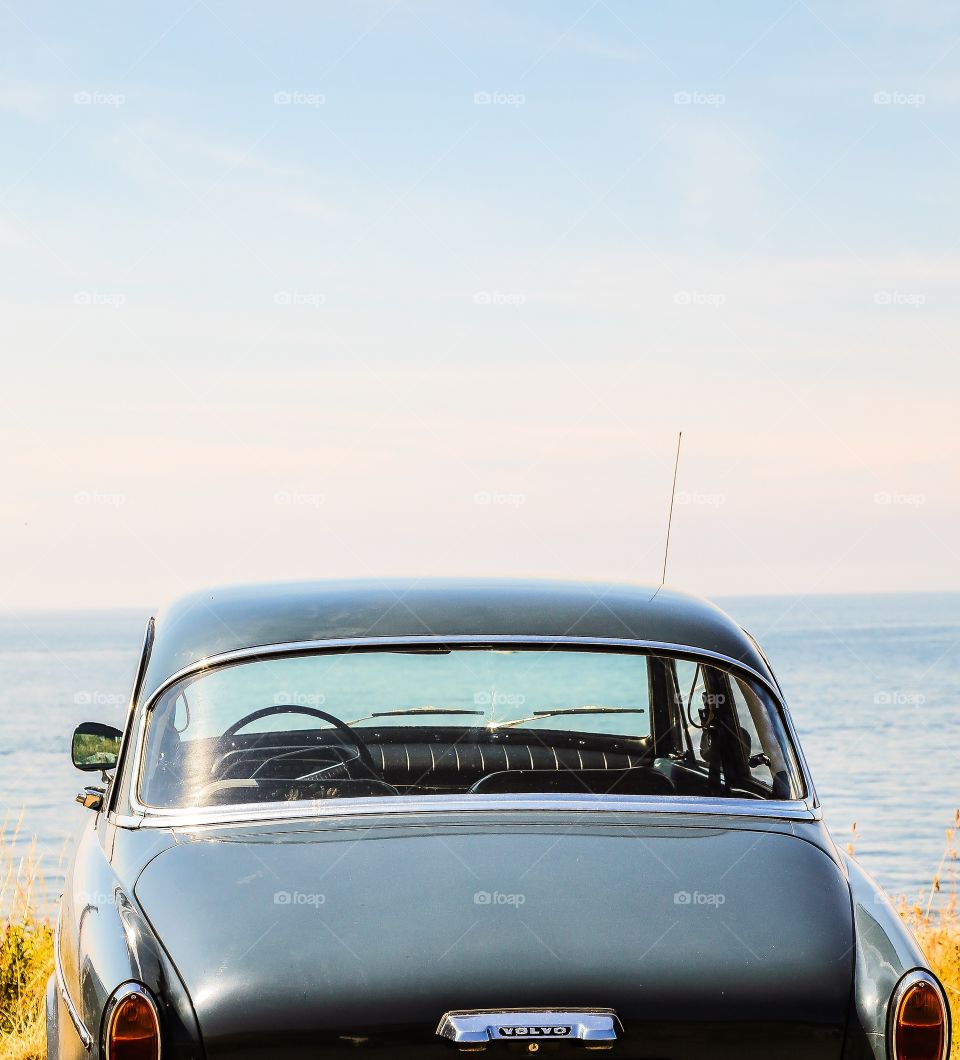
left=138, top=647, right=803, bottom=809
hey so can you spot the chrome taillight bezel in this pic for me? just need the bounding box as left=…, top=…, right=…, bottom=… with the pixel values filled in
left=887, top=968, right=950, bottom=1060
left=102, top=980, right=161, bottom=1060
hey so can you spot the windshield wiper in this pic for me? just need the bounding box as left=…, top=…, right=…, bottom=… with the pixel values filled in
left=347, top=707, right=486, bottom=724
left=488, top=706, right=645, bottom=730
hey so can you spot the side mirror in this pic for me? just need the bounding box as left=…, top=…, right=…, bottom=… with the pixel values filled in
left=72, top=721, right=123, bottom=772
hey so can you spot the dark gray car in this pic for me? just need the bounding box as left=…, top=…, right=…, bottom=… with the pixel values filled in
left=48, top=579, right=950, bottom=1059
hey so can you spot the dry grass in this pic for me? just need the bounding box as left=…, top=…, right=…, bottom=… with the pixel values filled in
left=0, top=815, right=957, bottom=1060
left=0, top=820, right=53, bottom=1060
left=897, top=812, right=960, bottom=1058
left=906, top=896, right=960, bottom=1059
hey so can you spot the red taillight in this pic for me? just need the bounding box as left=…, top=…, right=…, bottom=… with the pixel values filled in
left=894, top=979, right=947, bottom=1060
left=107, top=989, right=159, bottom=1060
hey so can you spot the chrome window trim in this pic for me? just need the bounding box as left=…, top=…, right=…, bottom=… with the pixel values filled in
left=54, top=915, right=93, bottom=1051
left=117, top=793, right=820, bottom=830
left=887, top=968, right=950, bottom=1060
left=108, top=616, right=155, bottom=815
left=121, top=635, right=815, bottom=825
left=103, top=980, right=161, bottom=1060
left=744, top=628, right=820, bottom=809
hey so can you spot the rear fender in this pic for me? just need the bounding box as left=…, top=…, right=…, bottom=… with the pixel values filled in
left=842, top=852, right=948, bottom=1060
left=58, top=819, right=204, bottom=1059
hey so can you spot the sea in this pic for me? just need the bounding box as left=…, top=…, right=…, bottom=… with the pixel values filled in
left=1, top=592, right=958, bottom=912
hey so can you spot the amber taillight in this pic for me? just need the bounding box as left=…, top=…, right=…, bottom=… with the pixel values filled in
left=107, top=989, right=160, bottom=1060
left=894, top=978, right=947, bottom=1060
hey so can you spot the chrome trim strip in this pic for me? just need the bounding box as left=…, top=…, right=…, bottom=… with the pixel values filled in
left=780, top=689, right=820, bottom=808
left=744, top=629, right=820, bottom=809
left=144, top=635, right=782, bottom=703
left=437, top=1008, right=618, bottom=1044
left=54, top=916, right=93, bottom=1051
left=126, top=793, right=818, bottom=830
left=123, top=635, right=814, bottom=823
left=104, top=981, right=161, bottom=1060
left=108, top=617, right=155, bottom=815
left=888, top=969, right=950, bottom=1060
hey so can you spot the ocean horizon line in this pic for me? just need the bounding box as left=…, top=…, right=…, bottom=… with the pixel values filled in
left=3, top=585, right=960, bottom=614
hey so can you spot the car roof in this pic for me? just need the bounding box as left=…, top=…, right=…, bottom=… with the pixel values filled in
left=140, top=578, right=773, bottom=699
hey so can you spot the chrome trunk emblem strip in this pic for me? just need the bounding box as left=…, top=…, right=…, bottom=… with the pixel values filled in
left=437, top=1008, right=618, bottom=1045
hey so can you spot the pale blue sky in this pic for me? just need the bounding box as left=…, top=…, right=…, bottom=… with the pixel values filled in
left=3, top=1, right=959, bottom=607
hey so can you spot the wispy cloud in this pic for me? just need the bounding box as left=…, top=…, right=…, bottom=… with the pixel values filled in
left=0, top=81, right=56, bottom=120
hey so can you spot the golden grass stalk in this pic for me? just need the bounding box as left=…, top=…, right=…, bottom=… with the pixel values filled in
left=0, top=817, right=53, bottom=1060
left=897, top=811, right=960, bottom=1058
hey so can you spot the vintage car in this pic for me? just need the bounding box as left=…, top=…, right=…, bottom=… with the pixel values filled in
left=49, top=579, right=950, bottom=1060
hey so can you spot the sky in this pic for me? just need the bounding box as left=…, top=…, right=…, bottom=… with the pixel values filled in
left=2, top=0, right=960, bottom=608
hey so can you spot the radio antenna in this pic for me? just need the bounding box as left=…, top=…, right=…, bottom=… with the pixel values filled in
left=654, top=431, right=683, bottom=597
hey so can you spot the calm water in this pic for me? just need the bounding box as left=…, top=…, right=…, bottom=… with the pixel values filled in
left=1, top=593, right=957, bottom=909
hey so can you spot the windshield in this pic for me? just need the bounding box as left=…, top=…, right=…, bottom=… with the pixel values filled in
left=138, top=647, right=803, bottom=809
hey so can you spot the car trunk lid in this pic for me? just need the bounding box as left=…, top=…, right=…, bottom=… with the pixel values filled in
left=134, top=810, right=853, bottom=1059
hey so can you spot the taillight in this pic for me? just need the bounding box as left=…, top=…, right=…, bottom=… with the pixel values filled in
left=106, top=983, right=160, bottom=1060
left=891, top=972, right=949, bottom=1060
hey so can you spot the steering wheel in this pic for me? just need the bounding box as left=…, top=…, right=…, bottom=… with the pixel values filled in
left=215, top=705, right=379, bottom=778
